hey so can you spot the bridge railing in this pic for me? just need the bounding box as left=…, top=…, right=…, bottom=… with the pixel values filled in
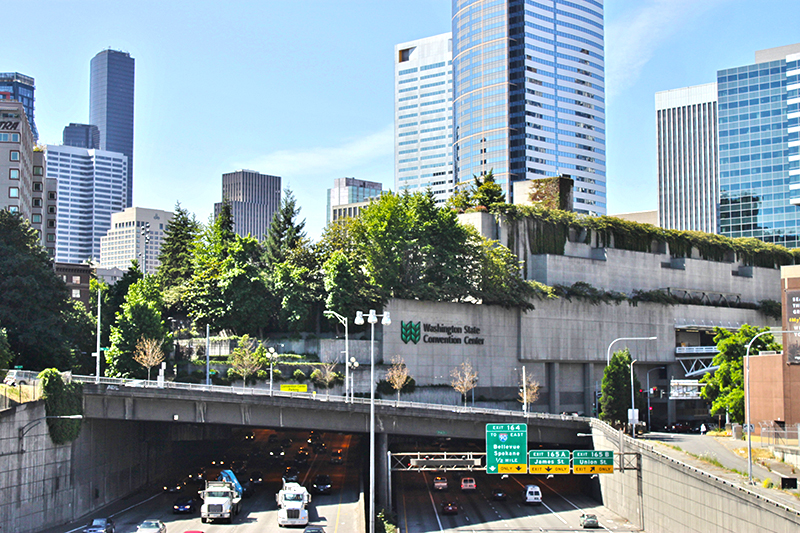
left=72, top=374, right=590, bottom=424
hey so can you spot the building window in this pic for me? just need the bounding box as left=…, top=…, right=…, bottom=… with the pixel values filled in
left=8, top=205, right=18, bottom=213
left=31, top=214, right=41, bottom=223
left=33, top=166, right=43, bottom=176
left=46, top=233, right=55, bottom=242
left=8, top=187, right=19, bottom=198
left=71, top=275, right=81, bottom=284
left=9, top=169, right=19, bottom=180
left=9, top=150, right=19, bottom=161
left=71, top=289, right=81, bottom=299
left=48, top=191, right=56, bottom=200
left=47, top=219, right=55, bottom=228
left=32, top=182, right=43, bottom=192
left=48, top=206, right=56, bottom=214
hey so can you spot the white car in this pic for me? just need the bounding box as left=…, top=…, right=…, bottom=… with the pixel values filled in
left=135, top=520, right=165, bottom=533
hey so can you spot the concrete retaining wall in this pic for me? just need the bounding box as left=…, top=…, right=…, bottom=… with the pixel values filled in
left=593, top=421, right=800, bottom=532
left=0, top=402, right=178, bottom=533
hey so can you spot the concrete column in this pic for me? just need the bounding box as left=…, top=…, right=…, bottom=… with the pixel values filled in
left=377, top=431, right=390, bottom=512
left=548, top=362, right=560, bottom=414
left=584, top=363, right=595, bottom=417
left=667, top=364, right=677, bottom=425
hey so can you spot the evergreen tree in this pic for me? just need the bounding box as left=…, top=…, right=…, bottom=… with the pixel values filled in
left=600, top=349, right=644, bottom=426
left=471, top=170, right=505, bottom=209
left=263, top=188, right=306, bottom=266
left=214, top=197, right=236, bottom=252
left=0, top=211, right=91, bottom=370
left=157, top=202, right=200, bottom=289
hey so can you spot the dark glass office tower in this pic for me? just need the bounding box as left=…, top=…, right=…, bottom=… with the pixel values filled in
left=63, top=123, right=100, bottom=149
left=90, top=49, right=135, bottom=207
left=0, top=72, right=37, bottom=141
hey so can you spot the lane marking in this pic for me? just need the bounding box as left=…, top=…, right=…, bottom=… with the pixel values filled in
left=332, top=433, right=352, bottom=533
left=422, top=472, right=445, bottom=531
left=63, top=491, right=164, bottom=533
left=537, top=478, right=612, bottom=532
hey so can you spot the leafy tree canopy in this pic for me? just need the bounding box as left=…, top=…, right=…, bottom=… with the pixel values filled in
left=263, top=188, right=306, bottom=266
left=700, top=324, right=780, bottom=424
left=600, top=349, right=644, bottom=426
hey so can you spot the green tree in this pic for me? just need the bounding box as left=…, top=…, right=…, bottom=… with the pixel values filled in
left=0, top=212, right=91, bottom=370
left=227, top=334, right=265, bottom=388
left=700, top=325, right=780, bottom=424
left=600, top=349, right=644, bottom=426
left=106, top=277, right=171, bottom=377
left=88, top=262, right=143, bottom=349
left=473, top=236, right=548, bottom=310
left=217, top=237, right=274, bottom=336
left=263, top=188, right=306, bottom=266
left=471, top=171, right=505, bottom=209
left=272, top=239, right=323, bottom=333
left=157, top=203, right=201, bottom=314
left=214, top=197, right=236, bottom=251
left=445, top=186, right=473, bottom=211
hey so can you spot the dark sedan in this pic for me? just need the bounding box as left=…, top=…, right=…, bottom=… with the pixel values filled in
left=172, top=497, right=196, bottom=514
left=311, top=474, right=332, bottom=494
left=83, top=518, right=115, bottom=533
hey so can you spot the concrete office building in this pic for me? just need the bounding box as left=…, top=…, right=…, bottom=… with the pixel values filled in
left=100, top=207, right=173, bottom=275
left=718, top=44, right=800, bottom=247
left=46, top=144, right=127, bottom=264
left=213, top=170, right=281, bottom=241
left=327, top=177, right=384, bottom=224
left=394, top=33, right=455, bottom=204
left=90, top=49, right=135, bottom=207
left=451, top=0, right=606, bottom=213
left=656, top=83, right=718, bottom=233
left=0, top=101, right=55, bottom=254
left=0, top=72, right=37, bottom=141
left=63, top=123, right=100, bottom=149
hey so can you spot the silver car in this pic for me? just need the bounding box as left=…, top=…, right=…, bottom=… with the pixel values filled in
left=135, top=520, right=166, bottom=533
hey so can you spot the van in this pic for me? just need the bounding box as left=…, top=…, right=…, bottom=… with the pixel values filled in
left=460, top=477, right=476, bottom=491
left=524, top=484, right=541, bottom=504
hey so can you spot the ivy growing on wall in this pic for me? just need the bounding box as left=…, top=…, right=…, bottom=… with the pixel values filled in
left=493, top=205, right=800, bottom=268
left=38, top=368, right=83, bottom=445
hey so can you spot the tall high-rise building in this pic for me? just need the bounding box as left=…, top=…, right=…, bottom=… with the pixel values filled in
left=451, top=0, right=606, bottom=214
left=63, top=123, right=100, bottom=149
left=327, top=177, right=384, bottom=223
left=100, top=207, right=173, bottom=275
left=718, top=44, right=800, bottom=247
left=213, top=170, right=281, bottom=240
left=656, top=83, right=719, bottom=233
left=394, top=33, right=454, bottom=204
left=46, top=144, right=128, bottom=264
left=0, top=72, right=37, bottom=141
left=0, top=101, right=55, bottom=254
left=90, top=49, right=135, bottom=207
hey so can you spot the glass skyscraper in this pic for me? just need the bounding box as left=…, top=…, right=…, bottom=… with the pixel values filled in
left=451, top=0, right=606, bottom=214
left=63, top=123, right=100, bottom=149
left=90, top=49, right=135, bottom=208
left=717, top=44, right=800, bottom=246
left=0, top=72, right=37, bottom=141
left=394, top=33, right=455, bottom=204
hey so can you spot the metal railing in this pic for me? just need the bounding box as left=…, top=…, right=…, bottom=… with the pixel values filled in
left=760, top=424, right=800, bottom=447
left=71, top=374, right=590, bottom=424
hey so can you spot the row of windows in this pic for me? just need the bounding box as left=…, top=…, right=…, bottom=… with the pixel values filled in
left=0, top=133, right=20, bottom=142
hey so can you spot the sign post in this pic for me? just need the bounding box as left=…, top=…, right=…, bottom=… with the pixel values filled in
left=573, top=450, right=614, bottom=474
left=528, top=450, right=570, bottom=474
left=485, top=423, right=527, bottom=474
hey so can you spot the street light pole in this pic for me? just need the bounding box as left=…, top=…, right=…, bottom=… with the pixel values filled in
left=95, top=286, right=101, bottom=384
left=268, top=346, right=276, bottom=395
left=606, top=336, right=658, bottom=365
left=630, top=359, right=638, bottom=438
left=19, top=415, right=83, bottom=453
left=324, top=310, right=350, bottom=402
left=355, top=309, right=391, bottom=533
left=745, top=329, right=785, bottom=484
left=646, top=366, right=666, bottom=432
left=349, top=358, right=359, bottom=402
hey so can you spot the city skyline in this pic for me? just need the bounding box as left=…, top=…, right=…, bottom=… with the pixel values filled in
left=4, top=0, right=799, bottom=239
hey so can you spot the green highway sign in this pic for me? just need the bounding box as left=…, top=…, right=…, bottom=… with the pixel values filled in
left=573, top=450, right=614, bottom=474
left=528, top=449, right=570, bottom=474
left=486, top=423, right=527, bottom=474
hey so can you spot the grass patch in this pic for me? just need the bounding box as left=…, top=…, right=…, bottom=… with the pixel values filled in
left=0, top=383, right=41, bottom=404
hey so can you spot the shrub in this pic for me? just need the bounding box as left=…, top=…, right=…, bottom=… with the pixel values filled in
left=763, top=478, right=774, bottom=489
left=293, top=369, right=307, bottom=382
left=38, top=369, right=83, bottom=445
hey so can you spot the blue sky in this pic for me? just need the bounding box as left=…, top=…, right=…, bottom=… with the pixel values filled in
left=6, top=1, right=799, bottom=239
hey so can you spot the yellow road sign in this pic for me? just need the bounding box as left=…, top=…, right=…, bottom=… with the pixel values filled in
left=529, top=464, right=570, bottom=474
left=573, top=464, right=614, bottom=474
left=497, top=463, right=527, bottom=474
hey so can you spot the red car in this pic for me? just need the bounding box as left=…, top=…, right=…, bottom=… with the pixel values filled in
left=441, top=501, right=458, bottom=515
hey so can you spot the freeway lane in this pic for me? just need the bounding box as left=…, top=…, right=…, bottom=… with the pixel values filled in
left=394, top=470, right=638, bottom=532
left=47, top=430, right=364, bottom=533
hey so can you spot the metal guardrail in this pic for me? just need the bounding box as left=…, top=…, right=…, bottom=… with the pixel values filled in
left=675, top=346, right=719, bottom=354
left=71, top=374, right=590, bottom=424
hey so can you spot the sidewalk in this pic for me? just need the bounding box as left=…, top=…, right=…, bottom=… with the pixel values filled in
left=640, top=431, right=800, bottom=511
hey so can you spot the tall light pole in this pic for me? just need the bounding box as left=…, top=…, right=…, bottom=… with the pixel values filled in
left=267, top=346, right=277, bottom=395
left=205, top=324, right=210, bottom=386
left=355, top=309, right=391, bottom=533
left=606, top=336, right=657, bottom=365
left=646, top=366, right=666, bottom=432
left=745, top=328, right=785, bottom=484
left=630, top=359, right=638, bottom=438
left=348, top=358, right=359, bottom=402
left=95, top=286, right=101, bottom=383
left=19, top=415, right=83, bottom=453
left=324, top=310, right=350, bottom=401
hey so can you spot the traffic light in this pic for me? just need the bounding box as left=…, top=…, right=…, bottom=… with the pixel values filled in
left=651, top=386, right=658, bottom=395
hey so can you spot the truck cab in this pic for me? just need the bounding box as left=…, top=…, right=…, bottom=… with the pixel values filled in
left=199, top=470, right=242, bottom=523
left=276, top=481, right=311, bottom=527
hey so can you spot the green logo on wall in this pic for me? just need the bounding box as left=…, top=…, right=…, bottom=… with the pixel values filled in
left=401, top=321, right=421, bottom=344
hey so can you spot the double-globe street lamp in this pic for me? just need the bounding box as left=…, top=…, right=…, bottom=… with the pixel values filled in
left=323, top=310, right=350, bottom=401
left=354, top=309, right=391, bottom=533
left=347, top=357, right=359, bottom=402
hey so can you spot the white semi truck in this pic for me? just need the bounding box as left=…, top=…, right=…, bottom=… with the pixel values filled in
left=276, top=482, right=311, bottom=527
left=200, top=470, right=242, bottom=523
